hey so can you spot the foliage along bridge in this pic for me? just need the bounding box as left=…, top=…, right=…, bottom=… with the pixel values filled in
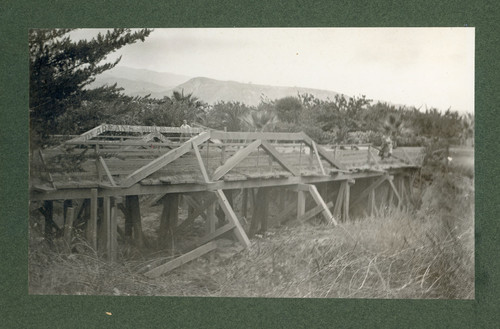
left=30, top=124, right=422, bottom=277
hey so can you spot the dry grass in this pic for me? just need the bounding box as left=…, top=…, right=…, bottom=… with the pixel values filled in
left=29, top=163, right=474, bottom=299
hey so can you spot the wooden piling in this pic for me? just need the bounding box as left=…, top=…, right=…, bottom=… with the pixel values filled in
left=42, top=200, right=54, bottom=242
left=297, top=190, right=306, bottom=220
left=87, top=189, right=98, bottom=250
left=126, top=195, right=144, bottom=248
left=207, top=201, right=217, bottom=235
left=343, top=180, right=352, bottom=222
left=110, top=201, right=117, bottom=262
left=63, top=206, right=74, bottom=252
left=249, top=188, right=270, bottom=236
left=103, top=196, right=111, bottom=258
left=159, top=194, right=179, bottom=250
left=333, top=182, right=346, bottom=221
left=242, top=188, right=248, bottom=219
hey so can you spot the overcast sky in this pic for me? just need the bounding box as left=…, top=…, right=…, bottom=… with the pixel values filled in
left=71, top=28, right=474, bottom=114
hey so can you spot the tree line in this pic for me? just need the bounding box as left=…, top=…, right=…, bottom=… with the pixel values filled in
left=30, top=29, right=474, bottom=150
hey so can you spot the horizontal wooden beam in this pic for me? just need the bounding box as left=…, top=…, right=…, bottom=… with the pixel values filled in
left=31, top=171, right=399, bottom=201
left=105, top=124, right=204, bottom=135
left=144, top=241, right=217, bottom=278
left=211, top=131, right=304, bottom=141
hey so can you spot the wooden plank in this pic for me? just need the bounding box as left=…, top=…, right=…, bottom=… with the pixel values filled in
left=177, top=194, right=217, bottom=232
left=121, top=132, right=210, bottom=187
left=398, top=176, right=406, bottom=208
left=368, top=147, right=380, bottom=167
left=343, top=181, right=351, bottom=221
left=242, top=188, right=248, bottom=218
left=333, top=182, right=346, bottom=220
left=211, top=131, right=303, bottom=141
left=99, top=157, right=117, bottom=187
left=212, top=140, right=261, bottom=181
left=110, top=203, right=117, bottom=262
left=87, top=189, right=98, bottom=250
left=158, top=194, right=178, bottom=249
left=349, top=175, right=388, bottom=210
left=105, top=124, right=204, bottom=135
left=31, top=170, right=394, bottom=201
left=306, top=184, right=337, bottom=225
left=369, top=190, right=376, bottom=217
left=275, top=201, right=297, bottom=224
left=300, top=133, right=346, bottom=170
left=312, top=141, right=326, bottom=175
left=249, top=188, right=270, bottom=236
left=199, top=221, right=234, bottom=246
left=102, top=196, right=111, bottom=257
left=38, top=149, right=55, bottom=188
left=206, top=202, right=217, bottom=235
left=66, top=124, right=107, bottom=143
left=128, top=195, right=144, bottom=248
left=192, top=142, right=210, bottom=183
left=184, top=195, right=208, bottom=221
left=144, top=241, right=217, bottom=278
left=387, top=176, right=401, bottom=206
left=260, top=140, right=299, bottom=176
left=297, top=190, right=306, bottom=220
left=215, top=190, right=251, bottom=248
left=63, top=207, right=74, bottom=251
left=298, top=201, right=334, bottom=222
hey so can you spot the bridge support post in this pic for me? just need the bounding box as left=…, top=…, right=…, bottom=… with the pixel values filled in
left=250, top=187, right=270, bottom=237
left=159, top=194, right=178, bottom=252
left=242, top=188, right=248, bottom=219
left=110, top=200, right=117, bottom=262
left=87, top=189, right=98, bottom=250
left=125, top=195, right=144, bottom=248
left=343, top=180, right=353, bottom=222
left=297, top=190, right=306, bottom=220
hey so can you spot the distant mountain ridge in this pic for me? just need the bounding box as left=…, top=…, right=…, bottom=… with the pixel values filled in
left=168, top=77, right=343, bottom=106
left=91, top=66, right=191, bottom=98
left=92, top=66, right=346, bottom=105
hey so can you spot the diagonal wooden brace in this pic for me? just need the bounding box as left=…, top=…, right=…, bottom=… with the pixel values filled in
left=297, top=184, right=337, bottom=225
left=121, top=132, right=210, bottom=187
left=212, top=139, right=262, bottom=181
left=300, top=132, right=346, bottom=170
left=349, top=174, right=388, bottom=210
left=260, top=140, right=299, bottom=176
left=214, top=190, right=251, bottom=248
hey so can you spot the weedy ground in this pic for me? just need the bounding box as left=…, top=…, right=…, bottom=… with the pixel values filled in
left=29, top=160, right=474, bottom=299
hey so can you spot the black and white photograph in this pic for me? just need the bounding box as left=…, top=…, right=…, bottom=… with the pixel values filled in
left=28, top=28, right=474, bottom=299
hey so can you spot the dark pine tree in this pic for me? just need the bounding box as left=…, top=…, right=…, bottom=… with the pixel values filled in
left=29, top=28, right=152, bottom=148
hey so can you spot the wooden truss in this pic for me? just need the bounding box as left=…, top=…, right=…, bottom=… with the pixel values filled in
left=31, top=124, right=421, bottom=275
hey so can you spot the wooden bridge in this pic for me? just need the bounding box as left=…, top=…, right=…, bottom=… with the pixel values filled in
left=30, top=124, right=422, bottom=277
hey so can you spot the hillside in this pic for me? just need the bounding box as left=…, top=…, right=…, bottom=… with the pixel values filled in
left=90, top=66, right=345, bottom=105
left=168, top=77, right=343, bottom=106
left=90, top=66, right=191, bottom=98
